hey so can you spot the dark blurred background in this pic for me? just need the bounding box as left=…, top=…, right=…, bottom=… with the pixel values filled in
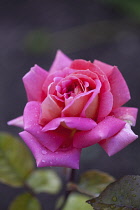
left=0, top=0, right=140, bottom=209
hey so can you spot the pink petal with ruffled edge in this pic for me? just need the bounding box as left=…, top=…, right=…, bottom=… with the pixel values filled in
left=42, top=67, right=75, bottom=95
left=24, top=101, right=65, bottom=152
left=112, top=107, right=138, bottom=126
left=93, top=59, right=113, bottom=77
left=99, top=123, right=138, bottom=156
left=108, top=66, right=131, bottom=108
left=19, top=131, right=81, bottom=169
left=49, top=50, right=72, bottom=74
left=71, top=59, right=110, bottom=92
left=8, top=116, right=24, bottom=128
left=97, top=91, right=113, bottom=122
left=23, top=64, right=48, bottom=102
left=42, top=117, right=97, bottom=132
left=73, top=116, right=125, bottom=148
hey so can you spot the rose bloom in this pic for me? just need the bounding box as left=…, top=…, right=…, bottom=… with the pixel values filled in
left=8, top=50, right=138, bottom=169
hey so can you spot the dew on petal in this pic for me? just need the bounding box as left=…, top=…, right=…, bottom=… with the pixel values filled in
left=42, top=150, right=47, bottom=155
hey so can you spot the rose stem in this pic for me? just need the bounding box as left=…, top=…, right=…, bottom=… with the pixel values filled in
left=56, top=168, right=76, bottom=210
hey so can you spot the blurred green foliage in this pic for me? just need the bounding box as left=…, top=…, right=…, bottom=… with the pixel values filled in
left=57, top=193, right=92, bottom=210
left=9, top=193, right=41, bottom=210
left=26, top=169, right=62, bottom=194
left=24, top=30, right=50, bottom=54
left=0, top=133, right=34, bottom=187
left=78, top=170, right=115, bottom=197
left=104, top=0, right=140, bottom=19
left=0, top=133, right=62, bottom=209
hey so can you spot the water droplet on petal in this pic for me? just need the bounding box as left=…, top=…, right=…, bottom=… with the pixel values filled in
left=42, top=159, right=45, bottom=163
left=42, top=150, right=47, bottom=155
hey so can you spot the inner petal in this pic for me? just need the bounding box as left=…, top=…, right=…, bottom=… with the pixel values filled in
left=39, top=94, right=63, bottom=125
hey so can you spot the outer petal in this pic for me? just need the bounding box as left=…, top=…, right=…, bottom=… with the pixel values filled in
left=23, top=64, right=48, bottom=102
left=99, top=123, right=138, bottom=156
left=42, top=117, right=97, bottom=132
left=94, top=61, right=131, bottom=107
left=70, top=59, right=92, bottom=70
left=93, top=59, right=113, bottom=77
left=112, top=107, right=138, bottom=126
left=49, top=50, right=72, bottom=74
left=19, top=131, right=81, bottom=169
left=24, top=101, right=64, bottom=152
left=73, top=116, right=125, bottom=148
left=97, top=91, right=113, bottom=121
left=108, top=66, right=131, bottom=108
left=8, top=116, right=24, bottom=128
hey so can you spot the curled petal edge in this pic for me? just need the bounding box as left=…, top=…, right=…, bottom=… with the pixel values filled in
left=99, top=123, right=138, bottom=156
left=73, top=116, right=125, bottom=148
left=19, top=131, right=81, bottom=169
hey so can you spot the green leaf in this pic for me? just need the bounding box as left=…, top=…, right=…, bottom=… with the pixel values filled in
left=57, top=193, right=92, bottom=210
left=78, top=170, right=115, bottom=197
left=9, top=193, right=41, bottom=210
left=0, top=132, right=34, bottom=187
left=87, top=175, right=140, bottom=209
left=26, top=169, right=62, bottom=194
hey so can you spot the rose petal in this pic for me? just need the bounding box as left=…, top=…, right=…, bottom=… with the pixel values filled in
left=112, top=107, right=138, bottom=126
left=73, top=69, right=98, bottom=81
left=93, top=61, right=131, bottom=108
left=19, top=131, right=81, bottom=169
left=97, top=91, right=113, bottom=121
left=108, top=66, right=131, bottom=108
left=93, top=59, right=113, bottom=77
left=42, top=67, right=75, bottom=95
left=39, top=94, right=63, bottom=125
left=99, top=123, right=138, bottom=156
left=70, top=59, right=92, bottom=70
left=73, top=116, right=125, bottom=148
left=7, top=116, right=24, bottom=128
left=62, top=91, right=93, bottom=117
left=23, top=64, right=48, bottom=102
left=81, top=79, right=101, bottom=118
left=71, top=60, right=110, bottom=92
left=42, top=117, right=97, bottom=132
left=49, top=50, right=72, bottom=74
left=23, top=101, right=64, bottom=152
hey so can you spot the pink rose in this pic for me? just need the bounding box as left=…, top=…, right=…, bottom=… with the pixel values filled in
left=8, top=50, right=138, bottom=169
